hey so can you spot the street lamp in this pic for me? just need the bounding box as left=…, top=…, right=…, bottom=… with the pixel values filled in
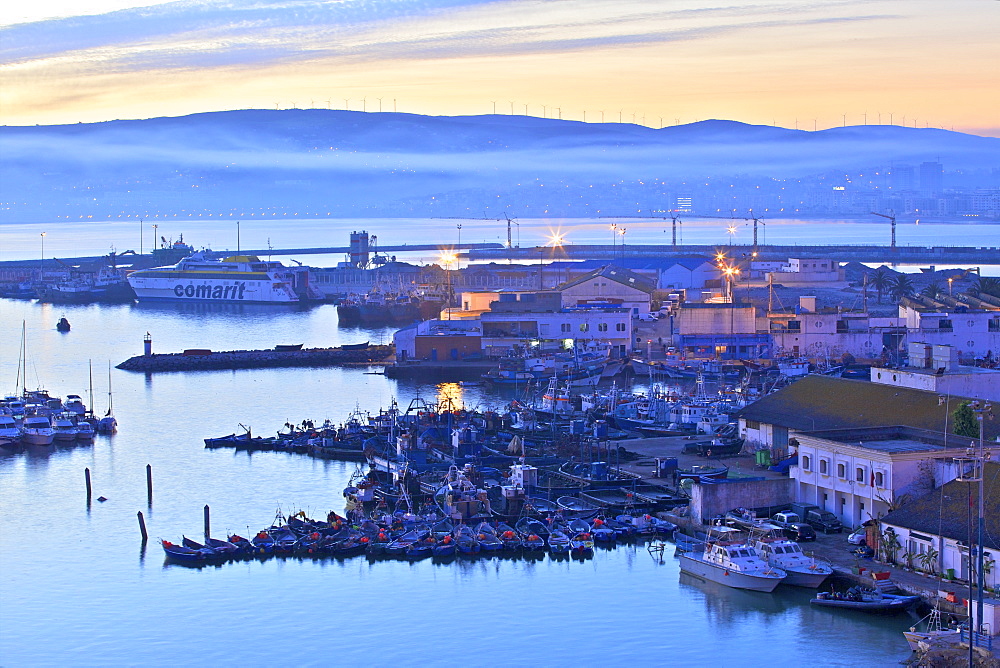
left=39, top=232, right=46, bottom=279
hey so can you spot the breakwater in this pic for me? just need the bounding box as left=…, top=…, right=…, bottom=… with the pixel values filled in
left=117, top=344, right=393, bottom=372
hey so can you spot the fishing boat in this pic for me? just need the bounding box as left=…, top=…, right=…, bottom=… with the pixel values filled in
left=515, top=517, right=548, bottom=551
left=811, top=587, right=921, bottom=613
left=547, top=524, right=571, bottom=555
left=127, top=251, right=302, bottom=303
left=677, top=526, right=786, bottom=592
left=161, top=539, right=209, bottom=563
left=903, top=607, right=962, bottom=650
left=474, top=522, right=504, bottom=552
left=56, top=317, right=71, bottom=331
left=570, top=530, right=595, bottom=556
left=452, top=524, right=482, bottom=556
left=751, top=535, right=832, bottom=588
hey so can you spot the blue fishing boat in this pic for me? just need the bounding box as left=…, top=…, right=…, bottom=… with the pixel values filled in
left=161, top=539, right=208, bottom=563
left=452, top=525, right=482, bottom=556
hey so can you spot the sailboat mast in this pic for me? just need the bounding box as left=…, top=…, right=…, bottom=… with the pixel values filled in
left=88, top=360, right=95, bottom=418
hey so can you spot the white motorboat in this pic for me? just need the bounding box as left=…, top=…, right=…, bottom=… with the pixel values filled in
left=64, top=394, right=87, bottom=415
left=75, top=419, right=96, bottom=441
left=22, top=415, right=55, bottom=447
left=52, top=412, right=79, bottom=442
left=0, top=414, right=22, bottom=450
left=752, top=535, right=832, bottom=588
left=678, top=526, right=786, bottom=592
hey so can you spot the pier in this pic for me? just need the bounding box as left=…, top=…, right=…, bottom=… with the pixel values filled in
left=117, top=343, right=393, bottom=372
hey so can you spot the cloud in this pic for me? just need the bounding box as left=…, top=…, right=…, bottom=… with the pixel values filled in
left=2, top=0, right=898, bottom=74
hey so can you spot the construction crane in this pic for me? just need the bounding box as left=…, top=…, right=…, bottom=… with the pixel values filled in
left=745, top=210, right=765, bottom=255
left=871, top=210, right=896, bottom=251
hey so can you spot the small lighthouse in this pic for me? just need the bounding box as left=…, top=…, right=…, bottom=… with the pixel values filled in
left=144, top=332, right=152, bottom=356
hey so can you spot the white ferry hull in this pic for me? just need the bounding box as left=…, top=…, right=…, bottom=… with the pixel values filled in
left=678, top=553, right=784, bottom=592
left=127, top=253, right=301, bottom=304
left=129, top=278, right=298, bottom=304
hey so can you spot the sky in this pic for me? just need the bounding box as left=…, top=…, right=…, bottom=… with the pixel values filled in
left=1, top=0, right=998, bottom=135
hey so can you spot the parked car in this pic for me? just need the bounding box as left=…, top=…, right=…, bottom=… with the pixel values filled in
left=847, top=527, right=867, bottom=545
left=782, top=523, right=817, bottom=542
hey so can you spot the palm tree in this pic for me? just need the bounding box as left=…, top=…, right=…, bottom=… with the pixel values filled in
left=881, top=527, right=901, bottom=564
left=971, top=276, right=1000, bottom=299
left=889, top=274, right=914, bottom=301
left=921, top=281, right=941, bottom=299
left=870, top=268, right=891, bottom=304
left=918, top=547, right=938, bottom=575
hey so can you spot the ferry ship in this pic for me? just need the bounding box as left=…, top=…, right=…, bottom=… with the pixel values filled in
left=127, top=252, right=301, bottom=303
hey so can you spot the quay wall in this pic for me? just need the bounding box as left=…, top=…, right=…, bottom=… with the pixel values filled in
left=117, top=345, right=393, bottom=373
left=689, top=477, right=795, bottom=525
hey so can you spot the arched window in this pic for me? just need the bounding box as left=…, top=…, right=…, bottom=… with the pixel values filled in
left=801, top=455, right=811, bottom=471
left=837, top=463, right=846, bottom=479
left=856, top=467, right=865, bottom=483
left=874, top=471, right=884, bottom=487
left=819, top=459, right=828, bottom=475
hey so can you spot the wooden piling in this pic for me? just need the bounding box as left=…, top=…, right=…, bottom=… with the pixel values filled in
left=85, top=467, right=92, bottom=501
left=146, top=464, right=153, bottom=504
left=203, top=504, right=210, bottom=539
left=137, top=511, right=148, bottom=541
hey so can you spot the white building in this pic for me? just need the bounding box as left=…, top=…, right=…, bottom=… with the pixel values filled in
left=880, top=461, right=999, bottom=590
left=791, top=426, right=969, bottom=529
left=871, top=342, right=1000, bottom=401
left=898, top=297, right=1000, bottom=360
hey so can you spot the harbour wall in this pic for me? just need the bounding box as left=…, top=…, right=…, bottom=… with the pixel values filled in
left=689, top=477, right=796, bottom=525
left=117, top=345, right=393, bottom=373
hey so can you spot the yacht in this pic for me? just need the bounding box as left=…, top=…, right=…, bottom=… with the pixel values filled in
left=22, top=415, right=56, bottom=447
left=0, top=414, right=22, bottom=450
left=751, top=535, right=832, bottom=588
left=64, top=395, right=87, bottom=415
left=127, top=252, right=302, bottom=303
left=51, top=413, right=79, bottom=442
left=75, top=419, right=96, bottom=441
left=678, top=526, right=786, bottom=592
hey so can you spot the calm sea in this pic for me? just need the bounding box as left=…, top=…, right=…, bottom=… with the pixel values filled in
left=1, top=292, right=918, bottom=666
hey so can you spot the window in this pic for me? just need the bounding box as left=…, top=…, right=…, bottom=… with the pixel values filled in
left=745, top=420, right=760, bottom=430
left=598, top=323, right=608, bottom=332
left=560, top=323, right=571, bottom=333
left=819, top=459, right=828, bottom=475
left=939, top=319, right=953, bottom=332
left=579, top=323, right=589, bottom=332
left=801, top=455, right=811, bottom=471
left=615, top=323, right=626, bottom=331
left=787, top=321, right=801, bottom=332
left=837, top=462, right=846, bottom=479
left=856, top=467, right=866, bottom=483
left=874, top=471, right=884, bottom=487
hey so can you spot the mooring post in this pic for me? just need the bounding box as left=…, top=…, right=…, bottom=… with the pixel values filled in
left=137, top=511, right=148, bottom=541
left=85, top=467, right=92, bottom=502
left=203, top=504, right=210, bottom=539
left=146, top=464, right=153, bottom=504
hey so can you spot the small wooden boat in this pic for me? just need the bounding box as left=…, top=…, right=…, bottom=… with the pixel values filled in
left=181, top=536, right=227, bottom=559
left=161, top=539, right=207, bottom=563
left=495, top=522, right=521, bottom=551
left=570, top=531, right=595, bottom=556
left=453, top=524, right=482, bottom=555
left=56, top=317, right=71, bottom=332
left=676, top=464, right=729, bottom=482
left=474, top=522, right=504, bottom=552
left=515, top=517, right=548, bottom=551
left=341, top=341, right=370, bottom=351
left=589, top=518, right=616, bottom=543
left=811, top=588, right=920, bottom=613
left=274, top=343, right=303, bottom=352
left=432, top=534, right=457, bottom=557
left=547, top=526, right=571, bottom=554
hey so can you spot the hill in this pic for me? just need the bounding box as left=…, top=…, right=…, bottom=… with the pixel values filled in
left=1, top=110, right=997, bottom=222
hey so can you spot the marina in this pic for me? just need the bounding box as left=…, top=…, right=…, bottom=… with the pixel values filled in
left=0, top=296, right=928, bottom=666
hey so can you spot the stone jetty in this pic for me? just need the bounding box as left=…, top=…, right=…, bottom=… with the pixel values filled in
left=117, top=344, right=393, bottom=372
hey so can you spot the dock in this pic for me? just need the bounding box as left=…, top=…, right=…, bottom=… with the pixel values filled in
left=117, top=344, right=393, bottom=372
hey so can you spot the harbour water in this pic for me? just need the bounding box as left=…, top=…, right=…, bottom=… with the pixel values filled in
left=2, top=216, right=999, bottom=269
left=1, top=297, right=920, bottom=666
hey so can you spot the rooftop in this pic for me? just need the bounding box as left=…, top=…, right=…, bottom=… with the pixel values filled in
left=800, top=425, right=977, bottom=454
left=881, top=462, right=1000, bottom=550
left=737, top=375, right=1000, bottom=440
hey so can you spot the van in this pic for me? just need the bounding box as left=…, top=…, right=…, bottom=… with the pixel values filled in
left=637, top=313, right=657, bottom=322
